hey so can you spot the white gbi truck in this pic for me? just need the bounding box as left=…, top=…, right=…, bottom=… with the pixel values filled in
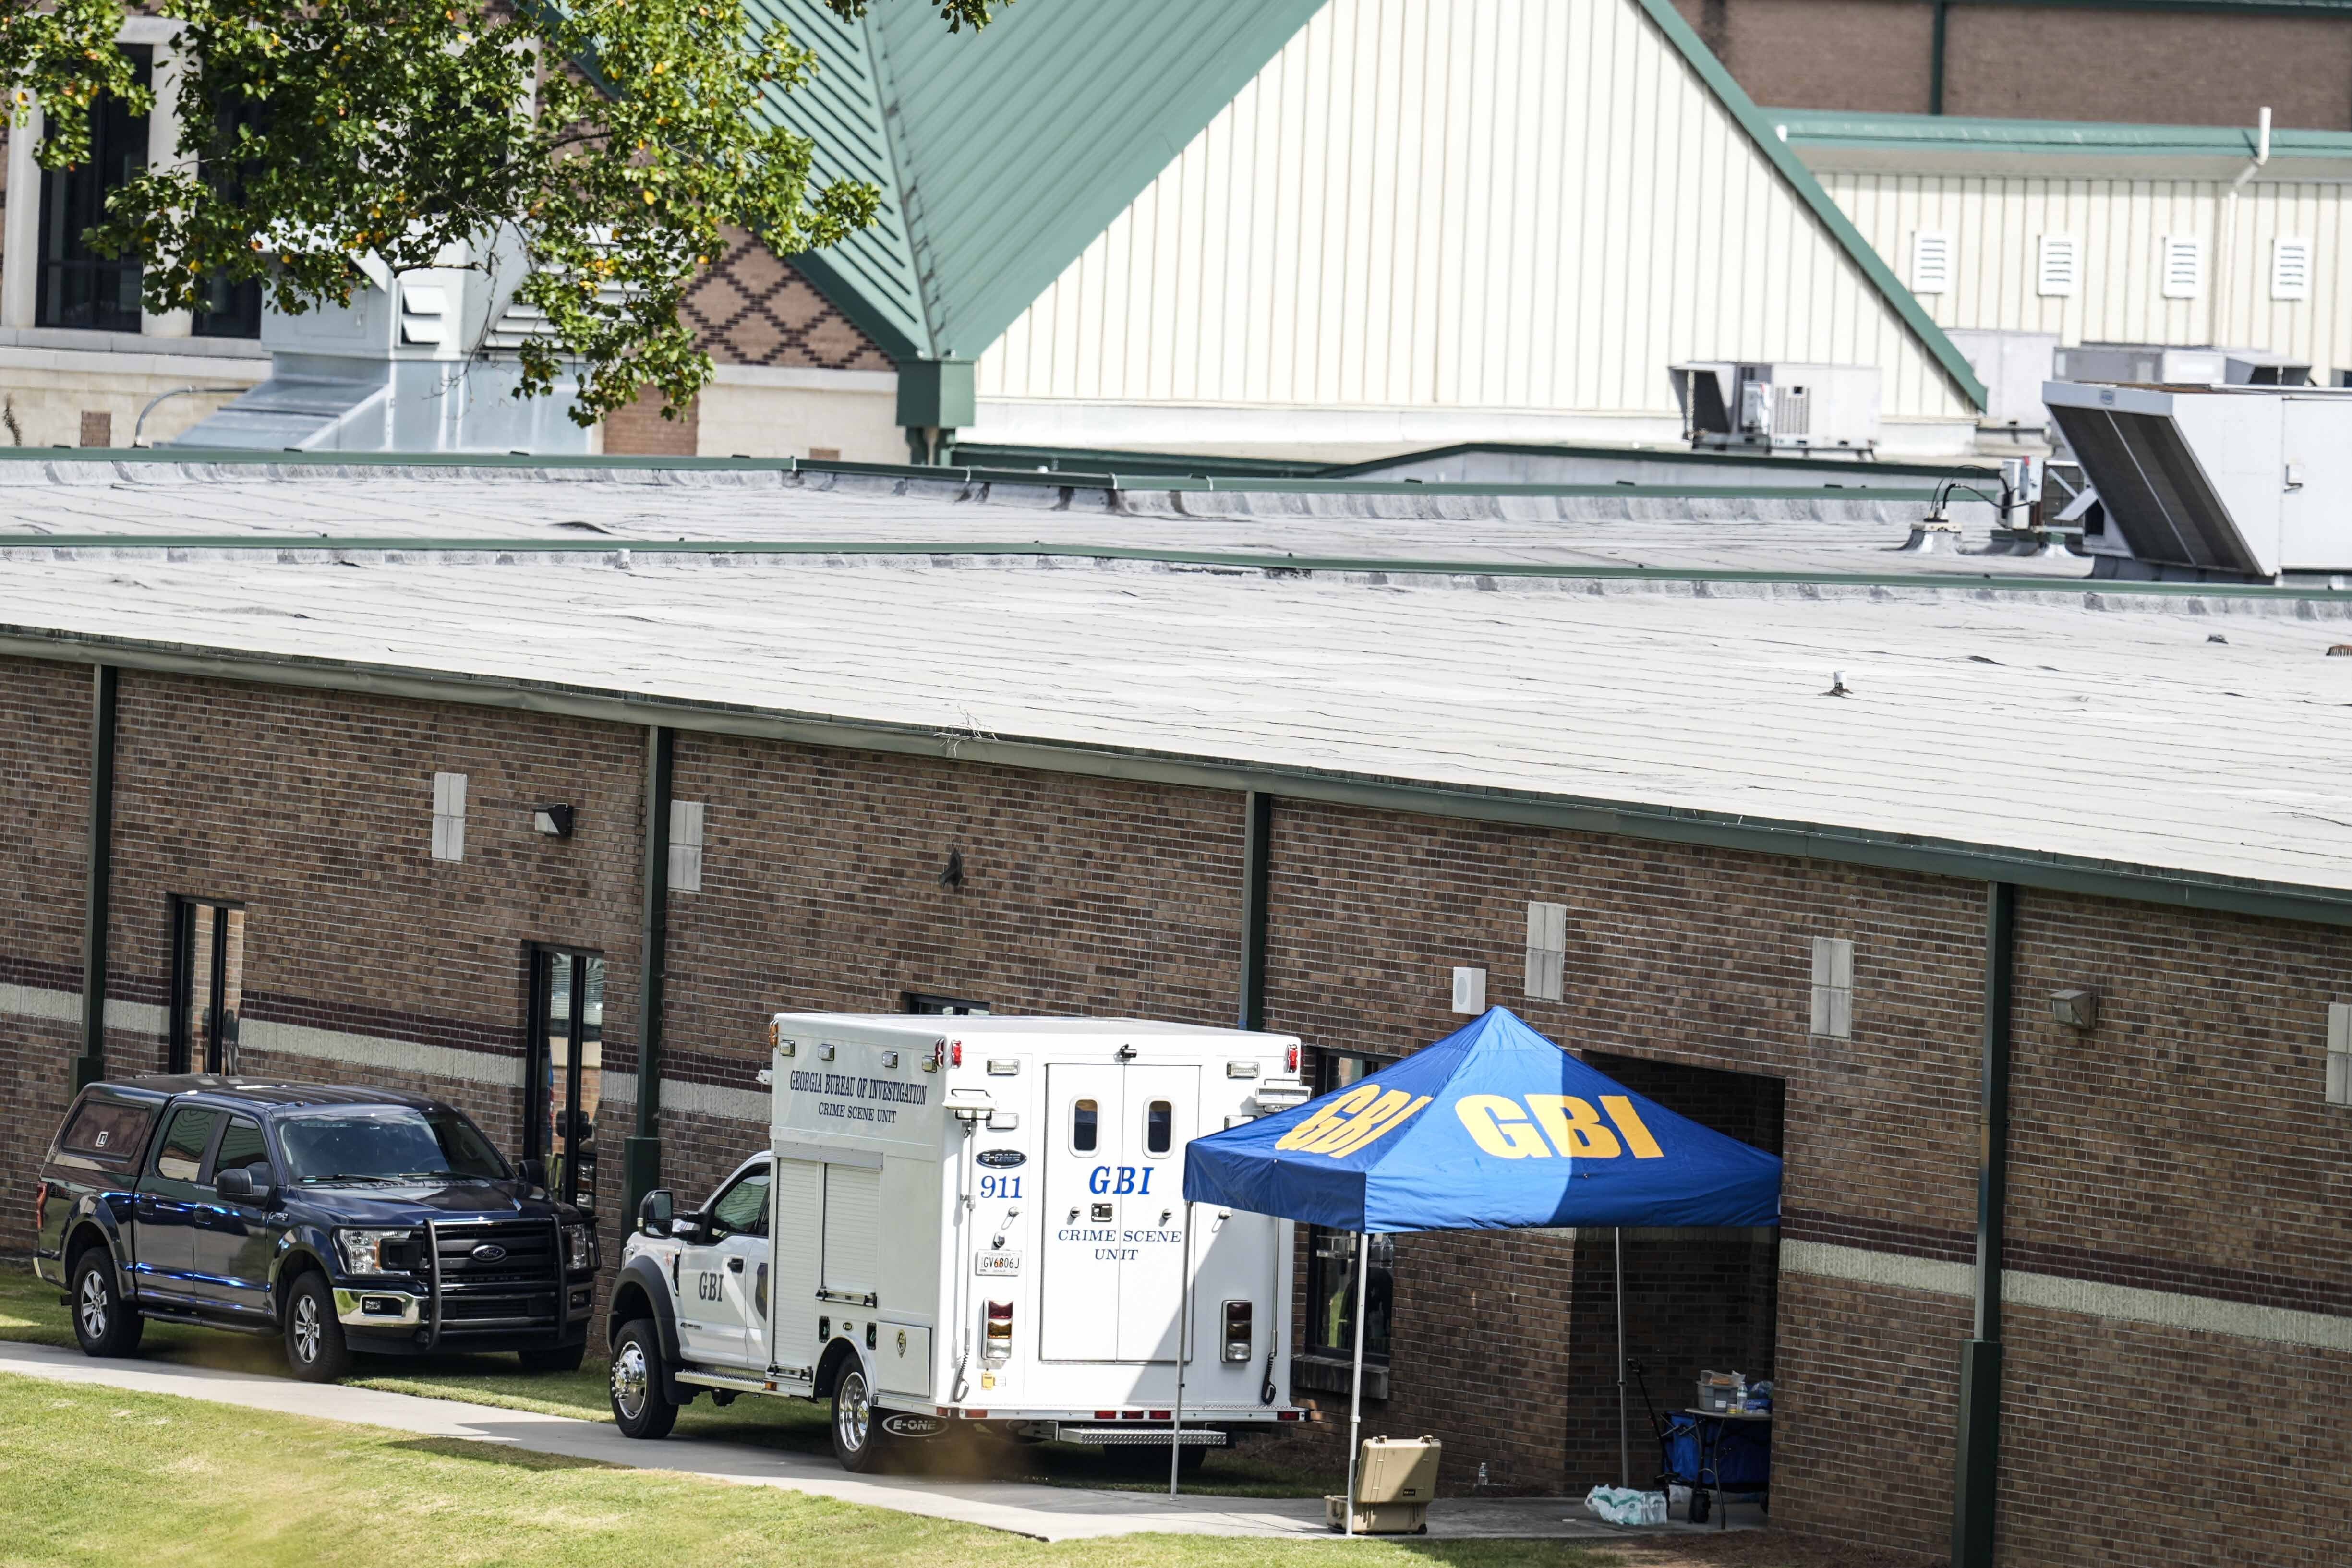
left=605, top=1014, right=1313, bottom=1471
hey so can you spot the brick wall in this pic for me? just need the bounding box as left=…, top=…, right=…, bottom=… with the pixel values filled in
left=6, top=654, right=2352, bottom=1565
left=602, top=387, right=700, bottom=458
left=1668, top=0, right=2352, bottom=129
left=683, top=228, right=893, bottom=372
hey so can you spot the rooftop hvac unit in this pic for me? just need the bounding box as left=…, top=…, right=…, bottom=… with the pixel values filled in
left=1669, top=362, right=1880, bottom=455
left=2052, top=342, right=2313, bottom=388
left=1946, top=329, right=2058, bottom=432
left=2042, top=380, right=2352, bottom=581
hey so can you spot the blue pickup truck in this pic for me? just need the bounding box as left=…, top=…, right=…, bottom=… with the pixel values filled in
left=32, top=1076, right=599, bottom=1380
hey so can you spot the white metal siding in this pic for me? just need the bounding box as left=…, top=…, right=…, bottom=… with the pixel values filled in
left=1819, top=171, right=2352, bottom=375
left=976, top=0, right=1972, bottom=423
left=821, top=1164, right=881, bottom=1301
left=771, top=1158, right=823, bottom=1368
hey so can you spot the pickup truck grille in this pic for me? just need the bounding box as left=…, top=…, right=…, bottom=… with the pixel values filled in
left=429, top=1220, right=563, bottom=1335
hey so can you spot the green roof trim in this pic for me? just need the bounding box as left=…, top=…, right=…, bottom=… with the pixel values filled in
left=1770, top=108, right=2352, bottom=159
left=753, top=0, right=1324, bottom=365
left=1630, top=0, right=1988, bottom=414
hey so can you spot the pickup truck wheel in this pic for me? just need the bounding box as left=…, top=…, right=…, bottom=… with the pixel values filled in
left=609, top=1320, right=678, bottom=1439
left=284, top=1273, right=353, bottom=1383
left=519, top=1343, right=586, bottom=1374
left=832, top=1365, right=891, bottom=1473
left=70, top=1252, right=144, bottom=1358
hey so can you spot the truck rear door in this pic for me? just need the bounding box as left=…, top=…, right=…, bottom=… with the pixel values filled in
left=1039, top=1063, right=1198, bottom=1363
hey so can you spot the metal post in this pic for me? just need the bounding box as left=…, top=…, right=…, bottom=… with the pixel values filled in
left=1930, top=0, right=1950, bottom=116
left=1616, top=1227, right=1628, bottom=1488
left=1343, top=1229, right=1370, bottom=1538
left=1170, top=1199, right=1194, bottom=1496
left=1952, top=881, right=2016, bottom=1568
left=623, top=725, right=675, bottom=1228
left=74, top=664, right=118, bottom=1094
left=1237, top=791, right=1273, bottom=1030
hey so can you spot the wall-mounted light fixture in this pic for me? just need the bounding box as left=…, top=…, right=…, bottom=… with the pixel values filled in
left=2050, top=989, right=2099, bottom=1031
left=532, top=803, right=576, bottom=839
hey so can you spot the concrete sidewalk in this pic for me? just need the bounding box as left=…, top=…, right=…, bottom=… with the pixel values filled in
left=0, top=1338, right=1749, bottom=1542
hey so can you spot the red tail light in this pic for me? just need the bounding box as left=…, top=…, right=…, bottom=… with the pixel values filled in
left=983, top=1299, right=1012, bottom=1365
left=33, top=1179, right=48, bottom=1237
left=1223, top=1299, right=1254, bottom=1363
left=951, top=1040, right=964, bottom=1068
left=1278, top=1410, right=1303, bottom=1422
left=1095, top=1410, right=1118, bottom=1420
left=1148, top=1410, right=1172, bottom=1420
left=1285, top=1044, right=1299, bottom=1073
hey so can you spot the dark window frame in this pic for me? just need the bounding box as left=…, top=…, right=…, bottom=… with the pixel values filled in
left=1302, top=1048, right=1399, bottom=1366
left=168, top=895, right=247, bottom=1075
left=36, top=44, right=153, bottom=334
left=524, top=941, right=606, bottom=1216
left=903, top=990, right=990, bottom=1016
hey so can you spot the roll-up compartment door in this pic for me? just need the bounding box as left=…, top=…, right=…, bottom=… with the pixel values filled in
left=769, top=1158, right=822, bottom=1372
left=821, top=1164, right=881, bottom=1303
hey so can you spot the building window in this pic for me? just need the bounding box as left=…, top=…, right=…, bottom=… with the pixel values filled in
left=2037, top=234, right=2079, bottom=298
left=904, top=991, right=989, bottom=1016
left=2161, top=236, right=2205, bottom=300
left=668, top=800, right=705, bottom=893
left=1306, top=1229, right=1394, bottom=1366
left=36, top=45, right=151, bottom=332
left=1524, top=901, right=1568, bottom=1001
left=431, top=772, right=467, bottom=862
left=191, top=97, right=265, bottom=339
left=169, top=897, right=246, bottom=1074
left=2272, top=237, right=2313, bottom=302
left=2328, top=1003, right=2352, bottom=1107
left=1809, top=936, right=1853, bottom=1039
left=1910, top=230, right=1953, bottom=295
left=528, top=946, right=605, bottom=1217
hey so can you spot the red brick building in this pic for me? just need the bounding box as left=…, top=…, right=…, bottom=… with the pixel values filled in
left=3, top=459, right=2349, bottom=1566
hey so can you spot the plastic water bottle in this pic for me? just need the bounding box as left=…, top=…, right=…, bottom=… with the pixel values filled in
left=1732, top=1374, right=1748, bottom=1413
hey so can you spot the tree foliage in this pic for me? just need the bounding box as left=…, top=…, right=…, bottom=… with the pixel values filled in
left=0, top=0, right=1001, bottom=423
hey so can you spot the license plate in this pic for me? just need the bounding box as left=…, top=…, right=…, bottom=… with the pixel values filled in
left=975, top=1251, right=1022, bottom=1276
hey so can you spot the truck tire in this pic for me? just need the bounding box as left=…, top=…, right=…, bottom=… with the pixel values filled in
left=609, top=1319, right=678, bottom=1439
left=519, top=1343, right=586, bottom=1374
left=70, top=1251, right=144, bottom=1358
left=831, top=1364, right=892, bottom=1473
left=283, top=1271, right=353, bottom=1383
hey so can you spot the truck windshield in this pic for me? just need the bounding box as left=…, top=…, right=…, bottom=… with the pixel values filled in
left=277, top=1109, right=511, bottom=1185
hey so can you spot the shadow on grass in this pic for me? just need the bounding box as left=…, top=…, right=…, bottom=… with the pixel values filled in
left=382, top=1435, right=616, bottom=1471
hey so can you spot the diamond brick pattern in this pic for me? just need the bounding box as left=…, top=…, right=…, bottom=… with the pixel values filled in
left=682, top=229, right=891, bottom=372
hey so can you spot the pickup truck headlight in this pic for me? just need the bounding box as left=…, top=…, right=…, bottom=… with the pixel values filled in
left=336, top=1228, right=421, bottom=1276
left=562, top=1224, right=597, bottom=1273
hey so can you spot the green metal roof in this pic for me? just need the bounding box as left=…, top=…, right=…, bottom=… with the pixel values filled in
left=754, top=0, right=1324, bottom=362
left=1772, top=109, right=2352, bottom=159
left=754, top=0, right=1984, bottom=411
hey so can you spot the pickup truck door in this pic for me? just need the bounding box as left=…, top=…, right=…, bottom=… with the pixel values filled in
left=133, top=1104, right=224, bottom=1306
left=676, top=1161, right=770, bottom=1368
left=189, top=1114, right=279, bottom=1319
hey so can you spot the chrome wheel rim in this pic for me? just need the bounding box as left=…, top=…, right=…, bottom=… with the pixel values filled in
left=291, top=1293, right=321, bottom=1363
left=837, top=1371, right=870, bottom=1455
left=77, top=1270, right=108, bottom=1340
left=612, top=1341, right=649, bottom=1421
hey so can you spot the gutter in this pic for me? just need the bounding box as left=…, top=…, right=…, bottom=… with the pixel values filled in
left=9, top=624, right=2352, bottom=931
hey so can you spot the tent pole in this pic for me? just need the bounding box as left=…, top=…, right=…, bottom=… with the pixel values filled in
left=1344, top=1229, right=1369, bottom=1538
left=1615, top=1226, right=1628, bottom=1488
left=1171, top=1200, right=1194, bottom=1497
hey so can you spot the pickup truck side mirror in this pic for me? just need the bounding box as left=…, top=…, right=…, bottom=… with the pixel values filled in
left=517, top=1158, right=548, bottom=1191
left=214, top=1167, right=271, bottom=1202
left=639, top=1188, right=673, bottom=1238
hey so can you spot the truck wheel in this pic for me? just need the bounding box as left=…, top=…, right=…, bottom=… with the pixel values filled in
left=519, top=1343, right=586, bottom=1374
left=283, top=1272, right=353, bottom=1383
left=70, top=1252, right=144, bottom=1358
left=831, top=1365, right=891, bottom=1473
left=609, top=1320, right=678, bottom=1439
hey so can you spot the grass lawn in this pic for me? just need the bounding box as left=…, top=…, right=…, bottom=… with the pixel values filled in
left=0, top=1264, right=1327, bottom=1496
left=0, top=1371, right=1628, bottom=1568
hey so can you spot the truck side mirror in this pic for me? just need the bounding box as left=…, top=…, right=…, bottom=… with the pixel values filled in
left=639, top=1188, right=674, bottom=1238
left=517, top=1158, right=547, bottom=1191
left=214, top=1167, right=257, bottom=1201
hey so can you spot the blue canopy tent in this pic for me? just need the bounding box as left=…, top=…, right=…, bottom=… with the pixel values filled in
left=1176, top=1007, right=1782, bottom=1524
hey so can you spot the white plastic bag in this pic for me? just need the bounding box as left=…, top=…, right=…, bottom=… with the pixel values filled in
left=1583, top=1484, right=1668, bottom=1526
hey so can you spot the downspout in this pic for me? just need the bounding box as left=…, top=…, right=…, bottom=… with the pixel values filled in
left=74, top=664, right=118, bottom=1094
left=624, top=724, right=675, bottom=1227
left=1237, top=790, right=1274, bottom=1030
left=1950, top=881, right=2015, bottom=1568
left=1929, top=0, right=1949, bottom=116
left=2216, top=107, right=2272, bottom=345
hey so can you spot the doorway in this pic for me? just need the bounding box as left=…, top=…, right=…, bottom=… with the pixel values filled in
left=526, top=946, right=606, bottom=1218
left=168, top=897, right=246, bottom=1074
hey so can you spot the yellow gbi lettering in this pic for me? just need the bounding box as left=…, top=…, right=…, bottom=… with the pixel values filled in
left=1276, top=1084, right=1380, bottom=1152
left=1526, top=1095, right=1620, bottom=1158
left=1454, top=1094, right=1553, bottom=1158
left=1315, top=1091, right=1432, bottom=1157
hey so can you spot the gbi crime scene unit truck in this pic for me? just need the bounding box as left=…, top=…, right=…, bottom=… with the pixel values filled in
left=607, top=1014, right=1314, bottom=1471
